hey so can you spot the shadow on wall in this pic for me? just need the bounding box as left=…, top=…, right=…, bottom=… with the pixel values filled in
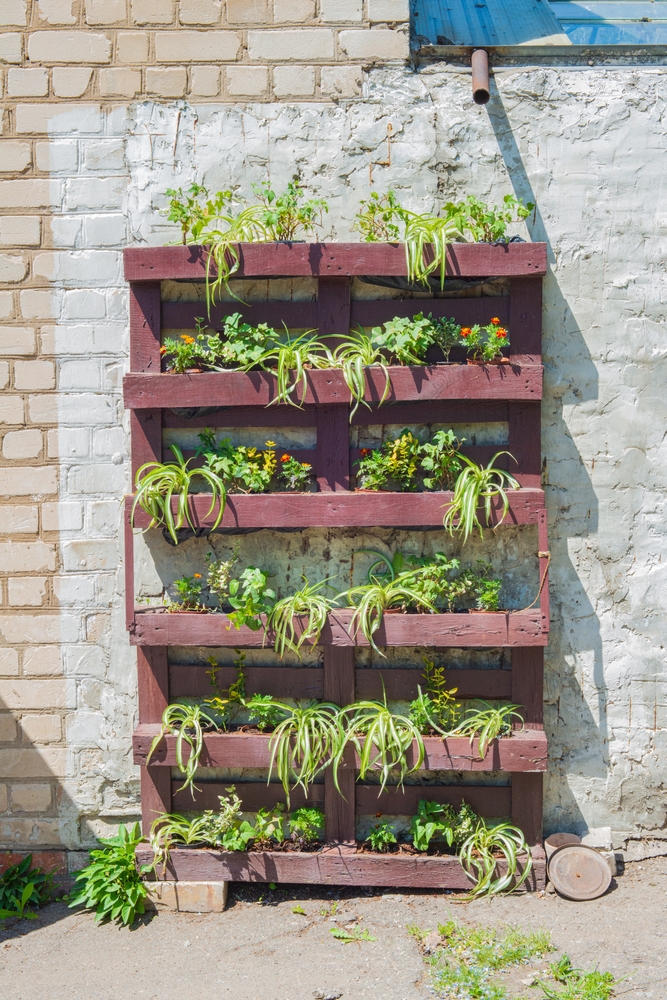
left=0, top=691, right=81, bottom=932
left=488, top=87, right=607, bottom=835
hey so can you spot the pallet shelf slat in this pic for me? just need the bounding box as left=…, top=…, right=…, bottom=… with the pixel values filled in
left=125, top=243, right=548, bottom=889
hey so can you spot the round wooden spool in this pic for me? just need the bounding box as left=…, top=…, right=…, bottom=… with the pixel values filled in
left=548, top=844, right=612, bottom=900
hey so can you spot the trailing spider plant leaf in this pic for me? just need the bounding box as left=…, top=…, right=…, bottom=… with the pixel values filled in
left=248, top=329, right=329, bottom=407
left=332, top=328, right=391, bottom=420
left=342, top=575, right=436, bottom=656
left=131, top=444, right=227, bottom=545
left=402, top=211, right=462, bottom=288
left=266, top=576, right=338, bottom=658
left=246, top=698, right=343, bottom=804
left=335, top=690, right=424, bottom=795
left=456, top=700, right=524, bottom=758
left=458, top=821, right=533, bottom=898
left=147, top=701, right=222, bottom=798
left=443, top=451, right=520, bottom=543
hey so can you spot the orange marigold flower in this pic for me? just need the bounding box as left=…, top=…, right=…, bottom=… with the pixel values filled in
left=280, top=453, right=290, bottom=462
left=490, top=317, right=501, bottom=325
left=496, top=328, right=507, bottom=338
left=360, top=448, right=371, bottom=456
left=193, top=573, right=202, bottom=579
left=181, top=334, right=195, bottom=344
left=460, top=327, right=471, bottom=338
left=159, top=346, right=167, bottom=355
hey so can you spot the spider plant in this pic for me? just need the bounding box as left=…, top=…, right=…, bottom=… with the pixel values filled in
left=131, top=444, right=227, bottom=545
left=343, top=574, right=436, bottom=656
left=443, top=452, right=520, bottom=542
left=402, top=211, right=462, bottom=288
left=458, top=821, right=533, bottom=897
left=199, top=204, right=269, bottom=310
left=335, top=693, right=424, bottom=794
left=332, top=328, right=390, bottom=420
left=146, top=701, right=222, bottom=798
left=456, top=701, right=524, bottom=758
left=149, top=787, right=249, bottom=872
left=246, top=698, right=343, bottom=803
left=249, top=329, right=328, bottom=407
left=266, top=577, right=338, bottom=658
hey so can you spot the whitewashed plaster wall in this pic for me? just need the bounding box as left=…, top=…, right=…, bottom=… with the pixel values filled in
left=31, top=62, right=667, bottom=850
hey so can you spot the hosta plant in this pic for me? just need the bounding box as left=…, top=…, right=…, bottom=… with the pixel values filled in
left=147, top=701, right=221, bottom=798
left=68, top=823, right=147, bottom=926
left=267, top=577, right=338, bottom=658
left=459, top=821, right=533, bottom=898
left=443, top=452, right=520, bottom=542
left=335, top=694, right=424, bottom=794
left=0, top=855, right=53, bottom=921
left=131, top=444, right=227, bottom=545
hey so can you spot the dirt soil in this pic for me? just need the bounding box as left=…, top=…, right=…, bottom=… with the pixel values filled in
left=1, top=857, right=665, bottom=1000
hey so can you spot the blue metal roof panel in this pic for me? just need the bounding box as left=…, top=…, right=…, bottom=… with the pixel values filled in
left=414, top=0, right=571, bottom=45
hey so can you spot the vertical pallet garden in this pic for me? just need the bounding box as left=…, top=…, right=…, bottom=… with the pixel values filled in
left=124, top=242, right=549, bottom=889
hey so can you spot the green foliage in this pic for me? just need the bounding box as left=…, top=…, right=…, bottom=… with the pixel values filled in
left=366, top=821, right=397, bottom=853
left=165, top=183, right=225, bottom=244
left=248, top=699, right=343, bottom=802
left=209, top=312, right=276, bottom=370
left=278, top=452, right=313, bottom=491
left=253, top=179, right=328, bottom=241
left=149, top=787, right=250, bottom=871
left=357, top=429, right=422, bottom=491
left=353, top=190, right=402, bottom=242
left=0, top=855, right=53, bottom=921
left=409, top=800, right=478, bottom=852
left=147, top=701, right=221, bottom=798
left=252, top=803, right=286, bottom=848
left=227, top=566, right=276, bottom=631
left=372, top=313, right=438, bottom=365
left=331, top=926, right=376, bottom=943
left=336, top=693, right=424, bottom=794
left=250, top=330, right=329, bottom=407
left=267, top=576, right=338, bottom=657
left=246, top=693, right=289, bottom=732
left=161, top=320, right=217, bottom=373
left=289, top=807, right=325, bottom=846
left=442, top=193, right=534, bottom=243
left=409, top=655, right=461, bottom=734
left=343, top=574, right=435, bottom=655
left=457, top=700, right=524, bottom=758
left=332, top=327, right=390, bottom=420
left=206, top=549, right=239, bottom=606
left=460, top=319, right=510, bottom=362
left=196, top=428, right=278, bottom=494
left=170, top=573, right=206, bottom=610
left=132, top=444, right=227, bottom=545
left=443, top=452, right=521, bottom=543
left=416, top=918, right=552, bottom=1000
left=68, top=824, right=147, bottom=927
left=420, top=430, right=465, bottom=491
left=538, top=956, right=617, bottom=1000
left=459, top=821, right=533, bottom=898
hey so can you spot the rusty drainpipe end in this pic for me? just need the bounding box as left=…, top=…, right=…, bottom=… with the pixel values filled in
left=471, top=48, right=490, bottom=105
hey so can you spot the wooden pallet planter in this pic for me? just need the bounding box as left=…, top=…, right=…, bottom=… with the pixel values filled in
left=125, top=242, right=548, bottom=889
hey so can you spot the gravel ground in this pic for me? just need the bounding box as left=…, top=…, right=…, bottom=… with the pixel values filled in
left=1, top=857, right=666, bottom=1000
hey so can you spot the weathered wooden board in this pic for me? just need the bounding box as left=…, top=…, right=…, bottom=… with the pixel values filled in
left=133, top=727, right=547, bottom=772
left=123, top=364, right=543, bottom=410
left=129, top=609, right=547, bottom=647
left=169, top=665, right=513, bottom=702
left=126, top=489, right=545, bottom=530
left=135, top=844, right=546, bottom=890
left=124, top=243, right=548, bottom=282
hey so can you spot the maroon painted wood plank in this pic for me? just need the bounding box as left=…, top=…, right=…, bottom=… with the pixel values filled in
left=129, top=282, right=161, bottom=373
left=135, top=844, right=545, bottom=890
left=511, top=648, right=544, bottom=729
left=161, top=399, right=510, bottom=429
left=508, top=401, right=541, bottom=488
left=124, top=364, right=543, bottom=410
left=129, top=609, right=548, bottom=648
left=318, top=276, right=351, bottom=337
left=126, top=490, right=545, bottom=531
left=350, top=297, right=510, bottom=330
left=140, top=768, right=171, bottom=836
left=169, top=665, right=512, bottom=702
left=511, top=772, right=543, bottom=847
left=162, top=300, right=318, bottom=332
left=172, top=781, right=323, bottom=813
left=317, top=406, right=349, bottom=491
left=123, top=243, right=547, bottom=282
left=130, top=410, right=161, bottom=481
left=324, top=648, right=356, bottom=844
left=133, top=727, right=547, bottom=772
left=124, top=514, right=135, bottom=631
left=509, top=276, right=542, bottom=359
left=137, top=647, right=168, bottom=725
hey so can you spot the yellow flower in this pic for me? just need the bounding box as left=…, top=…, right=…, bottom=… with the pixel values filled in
left=180, top=335, right=195, bottom=344
left=193, top=573, right=202, bottom=579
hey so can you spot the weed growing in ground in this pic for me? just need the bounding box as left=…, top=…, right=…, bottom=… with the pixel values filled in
left=330, top=926, right=376, bottom=944
left=292, top=904, right=307, bottom=915
left=409, top=918, right=553, bottom=1000
left=537, top=955, right=617, bottom=1000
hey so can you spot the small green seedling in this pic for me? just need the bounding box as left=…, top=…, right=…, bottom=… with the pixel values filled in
left=330, top=926, right=376, bottom=944
left=292, top=904, right=307, bottom=915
